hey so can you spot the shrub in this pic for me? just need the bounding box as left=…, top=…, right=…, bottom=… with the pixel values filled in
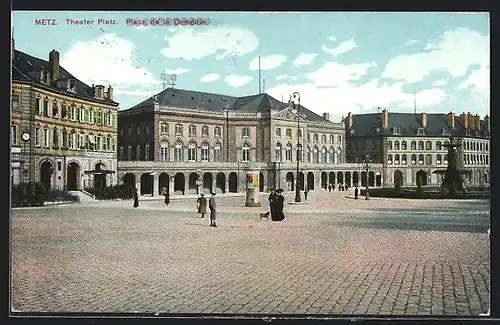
left=11, top=182, right=45, bottom=207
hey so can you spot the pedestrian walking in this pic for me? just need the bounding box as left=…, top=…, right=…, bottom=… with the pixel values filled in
left=273, top=189, right=285, bottom=221
left=197, top=193, right=207, bottom=218
left=354, top=187, right=359, bottom=200
left=304, top=187, right=309, bottom=201
left=268, top=189, right=277, bottom=220
left=328, top=185, right=332, bottom=193
left=162, top=186, right=170, bottom=206
left=132, top=188, right=139, bottom=208
left=209, top=192, right=217, bottom=227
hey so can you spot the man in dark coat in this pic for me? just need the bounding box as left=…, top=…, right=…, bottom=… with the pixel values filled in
left=197, top=193, right=207, bottom=218
left=209, top=192, right=217, bottom=227
left=132, top=188, right=139, bottom=208
left=268, top=189, right=277, bottom=220
left=354, top=187, right=359, bottom=200
left=274, top=190, right=285, bottom=221
left=304, top=187, right=309, bottom=201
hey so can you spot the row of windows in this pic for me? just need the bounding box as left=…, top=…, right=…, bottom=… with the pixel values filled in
left=11, top=125, right=115, bottom=152
left=276, top=128, right=342, bottom=145
left=463, top=140, right=489, bottom=151
left=463, top=154, right=490, bottom=165
left=388, top=154, right=448, bottom=166
left=387, top=140, right=450, bottom=151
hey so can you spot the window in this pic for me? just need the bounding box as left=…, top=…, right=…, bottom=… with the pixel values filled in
left=175, top=142, right=183, bottom=162
left=275, top=127, right=281, bottom=137
left=77, top=134, right=84, bottom=149
left=71, top=106, right=77, bottom=121
left=145, top=125, right=149, bottom=135
left=411, top=154, right=416, bottom=165
left=330, top=135, right=334, bottom=143
left=286, top=128, right=292, bottom=138
left=394, top=141, right=400, bottom=150
left=411, top=141, right=416, bottom=150
left=321, top=147, right=327, bottom=163
left=418, top=154, right=424, bottom=165
left=286, top=144, right=292, bottom=162
left=395, top=154, right=400, bottom=164
left=202, top=126, right=209, bottom=137
left=43, top=128, right=50, bottom=147
left=68, top=132, right=75, bottom=149
left=307, top=146, right=312, bottom=163
left=127, top=146, right=132, bottom=160
left=242, top=127, right=250, bottom=138
left=161, top=124, right=169, bottom=134
left=97, top=87, right=103, bottom=98
left=176, top=124, right=183, bottom=136
left=84, top=108, right=90, bottom=123
left=201, top=143, right=209, bottom=162
left=106, top=137, right=111, bottom=151
left=11, top=125, right=17, bottom=145
left=78, top=106, right=85, bottom=122
left=417, top=127, right=425, bottom=135
left=43, top=100, right=49, bottom=116
left=425, top=141, right=432, bottom=150
left=275, top=143, right=282, bottom=162
left=442, top=128, right=450, bottom=136
left=388, top=154, right=393, bottom=164
left=188, top=142, right=196, bottom=162
left=313, top=147, right=319, bottom=163
left=401, top=141, right=407, bottom=150
left=95, top=136, right=101, bottom=151
left=214, top=126, right=221, bottom=137
left=133, top=144, right=140, bottom=160
left=393, top=127, right=400, bottom=135
left=214, top=143, right=221, bottom=162
left=87, top=135, right=95, bottom=151
left=329, top=147, right=334, bottom=164
left=436, top=154, right=442, bottom=165
left=307, top=133, right=311, bottom=142
left=34, top=127, right=40, bottom=146
left=401, top=154, right=407, bottom=165
left=145, top=144, right=150, bottom=161
left=338, top=135, right=342, bottom=146
left=387, top=141, right=393, bottom=150
left=444, top=154, right=448, bottom=165
left=321, top=134, right=326, bottom=143
left=189, top=125, right=196, bottom=137
left=436, top=141, right=442, bottom=151
left=298, top=145, right=303, bottom=162
left=52, top=128, right=59, bottom=148
left=62, top=131, right=68, bottom=148
left=61, top=105, right=67, bottom=119
left=88, top=109, right=94, bottom=124
left=426, top=154, right=432, bottom=165
left=242, top=143, right=250, bottom=162
left=50, top=102, right=58, bottom=118
left=119, top=146, right=124, bottom=160
left=298, top=129, right=302, bottom=138
left=128, top=127, right=132, bottom=136
left=465, top=129, right=470, bottom=136
left=160, top=143, right=169, bottom=162
left=418, top=141, right=424, bottom=150
left=95, top=110, right=101, bottom=125
left=136, top=126, right=140, bottom=135
left=35, top=98, right=41, bottom=115
left=313, top=134, right=318, bottom=143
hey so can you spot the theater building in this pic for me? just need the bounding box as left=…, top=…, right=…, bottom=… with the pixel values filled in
left=11, top=39, right=119, bottom=192
left=117, top=88, right=384, bottom=196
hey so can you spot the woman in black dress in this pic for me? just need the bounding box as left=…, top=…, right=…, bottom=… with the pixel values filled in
left=133, top=188, right=139, bottom=208
left=274, top=191, right=285, bottom=221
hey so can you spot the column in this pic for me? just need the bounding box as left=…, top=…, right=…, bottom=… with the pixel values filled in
left=185, top=174, right=190, bottom=195
left=245, top=168, right=261, bottom=207
left=153, top=174, right=159, bottom=197
left=212, top=175, right=217, bottom=194
left=225, top=174, right=229, bottom=194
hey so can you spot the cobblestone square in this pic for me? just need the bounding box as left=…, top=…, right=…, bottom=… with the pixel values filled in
left=11, top=191, right=490, bottom=316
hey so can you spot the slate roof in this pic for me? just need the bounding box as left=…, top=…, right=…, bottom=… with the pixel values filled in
left=349, top=112, right=489, bottom=138
left=126, top=87, right=330, bottom=123
left=12, top=49, right=119, bottom=106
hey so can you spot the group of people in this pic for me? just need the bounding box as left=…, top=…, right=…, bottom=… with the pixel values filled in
left=197, top=193, right=217, bottom=227
left=327, top=183, right=348, bottom=192
left=268, top=189, right=285, bottom=221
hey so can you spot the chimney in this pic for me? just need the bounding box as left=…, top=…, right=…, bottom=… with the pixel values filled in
left=468, top=112, right=475, bottom=130
left=346, top=112, right=353, bottom=129
left=447, top=112, right=455, bottom=129
left=323, top=113, right=330, bottom=121
left=66, top=78, right=72, bottom=90
left=475, top=115, right=481, bottom=131
left=460, top=113, right=468, bottom=129
left=381, top=109, right=389, bottom=129
left=484, top=115, right=490, bottom=133
left=11, top=38, right=15, bottom=60
left=107, top=85, right=113, bottom=100
left=420, top=112, right=427, bottom=128
left=49, top=50, right=60, bottom=84
left=94, top=86, right=99, bottom=97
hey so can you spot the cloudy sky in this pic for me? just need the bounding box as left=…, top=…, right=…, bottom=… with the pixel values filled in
left=12, top=11, right=489, bottom=121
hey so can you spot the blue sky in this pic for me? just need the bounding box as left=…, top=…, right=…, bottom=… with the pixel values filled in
left=12, top=11, right=489, bottom=122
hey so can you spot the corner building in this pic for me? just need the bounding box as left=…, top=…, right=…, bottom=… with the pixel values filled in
left=11, top=40, right=119, bottom=191
left=117, top=88, right=384, bottom=196
left=345, top=109, right=490, bottom=187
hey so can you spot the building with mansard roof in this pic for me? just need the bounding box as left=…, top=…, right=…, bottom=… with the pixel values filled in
left=11, top=38, right=119, bottom=194
left=345, top=109, right=490, bottom=188
left=117, top=87, right=385, bottom=196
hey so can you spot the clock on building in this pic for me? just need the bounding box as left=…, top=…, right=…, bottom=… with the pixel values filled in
left=21, top=132, right=30, bottom=142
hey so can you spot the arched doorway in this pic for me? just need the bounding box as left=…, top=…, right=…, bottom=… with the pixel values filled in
left=188, top=173, right=198, bottom=193
left=140, top=173, right=153, bottom=195
left=216, top=173, right=226, bottom=193
left=94, top=163, right=107, bottom=195
left=307, top=172, right=314, bottom=190
left=203, top=173, right=213, bottom=194
left=353, top=171, right=359, bottom=187
left=321, top=172, right=327, bottom=189
left=122, top=173, right=136, bottom=198
left=67, top=162, right=80, bottom=191
left=484, top=171, right=489, bottom=184
left=229, top=172, right=238, bottom=193
left=361, top=171, right=367, bottom=187
left=298, top=172, right=305, bottom=191
left=286, top=172, right=294, bottom=191
left=368, top=171, right=375, bottom=187
left=159, top=173, right=169, bottom=195
left=329, top=172, right=335, bottom=186
left=345, top=172, right=351, bottom=188
left=375, top=171, right=382, bottom=187
left=40, top=160, right=54, bottom=192
left=337, top=171, right=343, bottom=185
left=259, top=172, right=264, bottom=192
left=174, top=173, right=185, bottom=194
left=394, top=170, right=403, bottom=187
left=416, top=170, right=427, bottom=186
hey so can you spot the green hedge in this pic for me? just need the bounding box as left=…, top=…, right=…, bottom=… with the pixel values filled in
left=366, top=187, right=490, bottom=199
left=85, top=185, right=134, bottom=200
left=11, top=182, right=45, bottom=207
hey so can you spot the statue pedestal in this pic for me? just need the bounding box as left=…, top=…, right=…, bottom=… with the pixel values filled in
left=245, top=169, right=261, bottom=207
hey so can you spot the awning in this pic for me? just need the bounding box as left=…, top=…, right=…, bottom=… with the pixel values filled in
left=88, top=136, right=96, bottom=144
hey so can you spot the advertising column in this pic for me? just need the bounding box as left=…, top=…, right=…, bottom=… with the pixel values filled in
left=245, top=169, right=261, bottom=207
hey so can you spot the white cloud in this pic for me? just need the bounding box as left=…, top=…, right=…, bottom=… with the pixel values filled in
left=405, top=39, right=420, bottom=45
left=293, top=53, right=318, bottom=66
left=201, top=73, right=220, bottom=83
left=306, top=61, right=376, bottom=87
left=382, top=28, right=489, bottom=86
left=60, top=33, right=155, bottom=86
left=433, top=79, right=447, bottom=86
left=459, top=65, right=490, bottom=90
left=114, top=89, right=156, bottom=97
left=225, top=74, right=253, bottom=88
left=276, top=75, right=297, bottom=81
left=249, top=55, right=287, bottom=70
left=164, top=68, right=190, bottom=75
left=328, top=36, right=336, bottom=42
left=322, top=38, right=358, bottom=57
left=160, top=27, right=259, bottom=60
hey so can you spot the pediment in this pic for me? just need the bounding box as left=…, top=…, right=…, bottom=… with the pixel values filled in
left=272, top=106, right=308, bottom=121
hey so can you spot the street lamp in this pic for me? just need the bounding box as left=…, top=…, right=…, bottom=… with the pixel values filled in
left=362, top=154, right=371, bottom=200
left=222, top=98, right=231, bottom=162
left=290, top=92, right=302, bottom=203
left=196, top=169, right=202, bottom=197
